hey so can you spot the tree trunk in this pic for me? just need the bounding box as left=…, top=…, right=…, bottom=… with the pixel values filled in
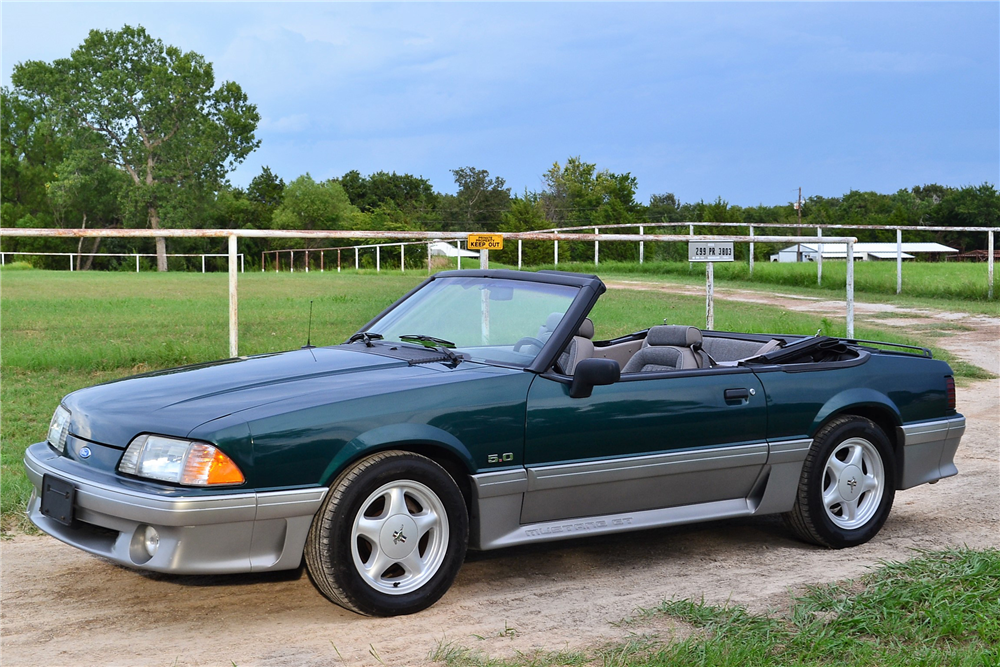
left=81, top=237, right=101, bottom=271
left=76, top=213, right=88, bottom=269
left=149, top=205, right=168, bottom=271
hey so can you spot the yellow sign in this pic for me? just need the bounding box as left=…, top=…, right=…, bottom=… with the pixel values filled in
left=467, top=233, right=504, bottom=250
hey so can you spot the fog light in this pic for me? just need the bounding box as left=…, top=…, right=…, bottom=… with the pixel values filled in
left=143, top=526, right=160, bottom=557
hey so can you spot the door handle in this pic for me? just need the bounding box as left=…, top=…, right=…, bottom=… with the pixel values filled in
left=724, top=388, right=750, bottom=401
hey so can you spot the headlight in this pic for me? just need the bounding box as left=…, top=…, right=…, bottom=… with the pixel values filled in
left=118, top=434, right=245, bottom=486
left=47, top=406, right=71, bottom=453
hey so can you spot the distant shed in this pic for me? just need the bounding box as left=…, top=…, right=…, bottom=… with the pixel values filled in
left=770, top=242, right=958, bottom=263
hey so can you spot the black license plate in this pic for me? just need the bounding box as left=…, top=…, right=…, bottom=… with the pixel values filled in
left=40, top=474, right=75, bottom=526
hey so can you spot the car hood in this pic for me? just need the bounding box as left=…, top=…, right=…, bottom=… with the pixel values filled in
left=62, top=346, right=414, bottom=448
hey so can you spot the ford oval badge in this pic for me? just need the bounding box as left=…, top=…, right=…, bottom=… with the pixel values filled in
left=79, top=446, right=92, bottom=459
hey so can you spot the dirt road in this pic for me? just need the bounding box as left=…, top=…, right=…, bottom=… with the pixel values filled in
left=3, top=285, right=997, bottom=667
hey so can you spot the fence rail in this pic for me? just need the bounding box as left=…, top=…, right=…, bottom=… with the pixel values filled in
left=0, top=251, right=245, bottom=273
left=1, top=227, right=862, bottom=357
left=532, top=221, right=994, bottom=298
left=256, top=222, right=994, bottom=299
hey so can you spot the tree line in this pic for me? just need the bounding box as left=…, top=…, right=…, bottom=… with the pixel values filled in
left=2, top=25, right=998, bottom=271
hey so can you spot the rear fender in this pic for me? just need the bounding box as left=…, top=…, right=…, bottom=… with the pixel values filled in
left=810, top=389, right=902, bottom=437
left=318, top=423, right=475, bottom=487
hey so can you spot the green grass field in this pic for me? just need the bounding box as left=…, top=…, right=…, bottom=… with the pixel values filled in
left=0, top=268, right=989, bottom=532
left=432, top=548, right=1000, bottom=667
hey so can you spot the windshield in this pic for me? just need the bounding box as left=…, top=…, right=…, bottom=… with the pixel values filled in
left=367, top=277, right=580, bottom=367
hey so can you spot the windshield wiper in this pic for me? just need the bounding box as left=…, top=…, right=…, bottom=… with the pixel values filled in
left=398, top=334, right=456, bottom=349
left=348, top=332, right=384, bottom=347
left=398, top=334, right=463, bottom=366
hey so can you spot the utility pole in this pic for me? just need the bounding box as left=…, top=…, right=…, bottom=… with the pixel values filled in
left=795, top=186, right=803, bottom=262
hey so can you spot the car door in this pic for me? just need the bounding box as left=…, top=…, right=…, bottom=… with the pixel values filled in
left=522, top=366, right=768, bottom=523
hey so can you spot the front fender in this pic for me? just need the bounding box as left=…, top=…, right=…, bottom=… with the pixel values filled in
left=810, top=388, right=902, bottom=436
left=318, top=423, right=475, bottom=486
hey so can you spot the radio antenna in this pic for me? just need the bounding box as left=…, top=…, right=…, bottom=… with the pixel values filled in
left=302, top=300, right=316, bottom=349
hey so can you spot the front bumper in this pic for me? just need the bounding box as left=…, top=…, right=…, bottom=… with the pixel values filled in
left=24, top=442, right=326, bottom=574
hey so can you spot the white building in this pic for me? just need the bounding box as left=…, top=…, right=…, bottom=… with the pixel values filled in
left=770, top=242, right=958, bottom=263
left=427, top=241, right=480, bottom=258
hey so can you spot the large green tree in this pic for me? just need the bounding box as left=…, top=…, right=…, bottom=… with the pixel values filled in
left=436, top=167, right=511, bottom=231
left=11, top=25, right=259, bottom=270
left=271, top=175, right=357, bottom=242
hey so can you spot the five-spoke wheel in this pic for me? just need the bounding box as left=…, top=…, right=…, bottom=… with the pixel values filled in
left=785, top=416, right=896, bottom=548
left=351, top=480, right=449, bottom=595
left=305, top=450, right=468, bottom=616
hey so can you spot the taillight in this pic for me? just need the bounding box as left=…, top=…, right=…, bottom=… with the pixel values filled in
left=945, top=376, right=956, bottom=410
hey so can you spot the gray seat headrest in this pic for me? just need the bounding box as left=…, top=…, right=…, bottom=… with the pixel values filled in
left=577, top=318, right=594, bottom=340
left=646, top=325, right=702, bottom=347
left=544, top=312, right=563, bottom=333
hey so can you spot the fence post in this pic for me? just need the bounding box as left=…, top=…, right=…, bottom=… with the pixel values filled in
left=70, top=254, right=73, bottom=271
left=706, top=262, right=714, bottom=330
left=457, top=241, right=461, bottom=270
left=355, top=247, right=359, bottom=270
left=816, top=227, right=822, bottom=286
left=136, top=254, right=139, bottom=273
left=261, top=252, right=265, bottom=272
left=229, top=235, right=238, bottom=358
left=480, top=248, right=490, bottom=344
left=241, top=254, right=244, bottom=274
left=202, top=255, right=206, bottom=274
left=554, top=232, right=558, bottom=266
left=427, top=243, right=432, bottom=274
left=338, top=249, right=342, bottom=273
left=896, top=228, right=902, bottom=294
left=689, top=224, right=694, bottom=269
left=518, top=239, right=522, bottom=270
left=846, top=240, right=855, bottom=339
left=749, top=225, right=754, bottom=275
left=321, top=251, right=324, bottom=273
left=305, top=250, right=309, bottom=273
left=400, top=244, right=405, bottom=272
left=989, top=230, right=995, bottom=300
left=290, top=250, right=294, bottom=273
left=639, top=225, right=644, bottom=264
left=594, top=228, right=599, bottom=265
left=376, top=245, right=381, bottom=272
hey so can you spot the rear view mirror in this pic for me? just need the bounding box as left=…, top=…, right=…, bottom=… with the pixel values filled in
left=569, top=358, right=620, bottom=398
left=487, top=285, right=513, bottom=301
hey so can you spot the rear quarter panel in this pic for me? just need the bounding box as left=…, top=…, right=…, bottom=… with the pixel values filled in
left=754, top=353, right=954, bottom=440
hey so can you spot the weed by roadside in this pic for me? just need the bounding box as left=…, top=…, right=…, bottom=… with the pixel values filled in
left=429, top=548, right=1000, bottom=667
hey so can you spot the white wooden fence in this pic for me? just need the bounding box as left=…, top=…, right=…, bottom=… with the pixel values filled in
left=0, top=251, right=244, bottom=273
left=0, top=227, right=858, bottom=356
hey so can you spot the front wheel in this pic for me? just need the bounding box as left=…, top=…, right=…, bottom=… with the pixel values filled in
left=304, top=451, right=468, bottom=616
left=785, top=416, right=896, bottom=548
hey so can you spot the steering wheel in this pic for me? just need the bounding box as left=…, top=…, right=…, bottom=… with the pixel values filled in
left=513, top=336, right=546, bottom=353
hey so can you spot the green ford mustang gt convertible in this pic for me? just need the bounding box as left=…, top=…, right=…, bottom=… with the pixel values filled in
left=26, top=270, right=965, bottom=616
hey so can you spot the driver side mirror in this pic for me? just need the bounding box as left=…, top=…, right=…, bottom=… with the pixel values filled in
left=569, top=358, right=620, bottom=399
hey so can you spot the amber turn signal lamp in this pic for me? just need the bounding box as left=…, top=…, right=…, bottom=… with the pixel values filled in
left=181, top=443, right=245, bottom=485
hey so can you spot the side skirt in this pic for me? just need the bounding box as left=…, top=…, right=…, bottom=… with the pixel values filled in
left=468, top=437, right=813, bottom=551
left=476, top=494, right=755, bottom=551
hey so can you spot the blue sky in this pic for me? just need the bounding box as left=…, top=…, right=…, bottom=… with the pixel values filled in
left=3, top=2, right=997, bottom=206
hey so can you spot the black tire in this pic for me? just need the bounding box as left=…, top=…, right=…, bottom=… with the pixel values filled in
left=784, top=416, right=896, bottom=549
left=304, top=450, right=468, bottom=616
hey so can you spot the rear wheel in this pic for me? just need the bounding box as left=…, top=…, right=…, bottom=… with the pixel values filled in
left=305, top=450, right=468, bottom=616
left=785, top=416, right=896, bottom=548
